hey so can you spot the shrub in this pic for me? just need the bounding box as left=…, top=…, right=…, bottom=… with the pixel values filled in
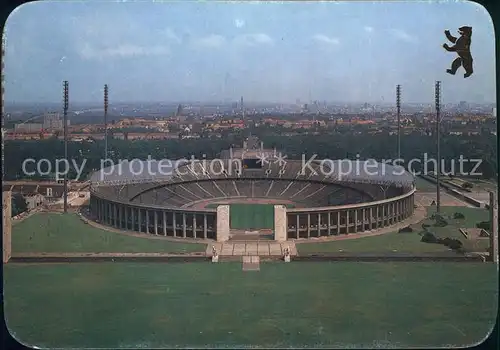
left=448, top=239, right=463, bottom=250
left=433, top=215, right=448, bottom=227
left=441, top=237, right=453, bottom=246
left=421, top=232, right=438, bottom=244
left=453, top=212, right=465, bottom=219
left=476, top=221, right=491, bottom=230
left=462, top=182, right=473, bottom=189
left=398, top=226, right=413, bottom=233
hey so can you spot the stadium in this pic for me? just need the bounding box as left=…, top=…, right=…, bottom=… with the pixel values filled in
left=89, top=136, right=417, bottom=242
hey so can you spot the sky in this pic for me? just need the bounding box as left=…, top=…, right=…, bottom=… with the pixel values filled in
left=3, top=0, right=496, bottom=104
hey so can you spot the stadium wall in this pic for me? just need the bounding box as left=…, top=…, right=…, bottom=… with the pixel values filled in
left=285, top=189, right=415, bottom=239
left=89, top=188, right=415, bottom=242
left=89, top=194, right=218, bottom=240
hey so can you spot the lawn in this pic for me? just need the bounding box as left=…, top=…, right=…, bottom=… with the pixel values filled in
left=297, top=231, right=451, bottom=254
left=11, top=213, right=206, bottom=254
left=297, top=206, right=491, bottom=254
left=4, top=262, right=497, bottom=348
left=423, top=206, right=491, bottom=251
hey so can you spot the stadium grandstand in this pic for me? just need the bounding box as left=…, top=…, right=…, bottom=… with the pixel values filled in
left=89, top=136, right=416, bottom=241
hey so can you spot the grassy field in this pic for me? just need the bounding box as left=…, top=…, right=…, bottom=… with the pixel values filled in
left=424, top=206, right=491, bottom=251
left=4, top=262, right=497, bottom=348
left=297, top=206, right=490, bottom=254
left=12, top=213, right=205, bottom=254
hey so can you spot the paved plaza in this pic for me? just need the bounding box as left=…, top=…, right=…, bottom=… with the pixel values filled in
left=207, top=241, right=297, bottom=257
left=415, top=192, right=472, bottom=207
left=467, top=191, right=492, bottom=206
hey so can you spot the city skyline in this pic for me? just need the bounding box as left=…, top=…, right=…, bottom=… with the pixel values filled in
left=3, top=0, right=496, bottom=104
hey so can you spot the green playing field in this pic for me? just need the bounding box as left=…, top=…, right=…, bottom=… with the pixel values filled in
left=230, top=204, right=275, bottom=229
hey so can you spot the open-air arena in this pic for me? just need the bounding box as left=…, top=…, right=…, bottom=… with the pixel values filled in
left=3, top=138, right=498, bottom=348
left=87, top=138, right=418, bottom=254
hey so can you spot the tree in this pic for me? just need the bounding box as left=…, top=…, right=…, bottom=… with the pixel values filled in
left=11, top=193, right=28, bottom=216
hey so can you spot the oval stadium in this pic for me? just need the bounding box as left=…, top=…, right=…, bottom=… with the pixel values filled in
left=89, top=137, right=416, bottom=242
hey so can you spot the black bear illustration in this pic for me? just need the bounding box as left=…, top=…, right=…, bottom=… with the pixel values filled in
left=443, top=26, right=473, bottom=78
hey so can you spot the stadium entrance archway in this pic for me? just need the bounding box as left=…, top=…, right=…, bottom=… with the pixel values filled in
left=229, top=203, right=274, bottom=230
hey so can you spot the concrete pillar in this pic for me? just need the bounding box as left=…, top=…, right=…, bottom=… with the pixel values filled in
left=138, top=209, right=142, bottom=233
left=307, top=214, right=311, bottom=238
left=3, top=192, right=12, bottom=263
left=296, top=215, right=299, bottom=238
left=216, top=205, right=230, bottom=242
left=203, top=214, right=208, bottom=239
left=274, top=205, right=287, bottom=241
left=173, top=212, right=177, bottom=237
left=327, top=212, right=331, bottom=235
left=163, top=211, right=167, bottom=236
left=382, top=205, right=386, bottom=226
left=131, top=207, right=135, bottom=231
left=113, top=204, right=118, bottom=227
left=154, top=210, right=158, bottom=235
left=117, top=205, right=122, bottom=228
left=369, top=207, right=373, bottom=229
left=354, top=210, right=358, bottom=233
left=337, top=211, right=341, bottom=235
left=489, top=191, right=498, bottom=263
left=362, top=208, right=366, bottom=231
left=317, top=213, right=321, bottom=236
left=388, top=203, right=392, bottom=225
left=182, top=213, right=187, bottom=238
left=193, top=214, right=197, bottom=238
left=145, top=210, right=150, bottom=234
left=346, top=210, right=350, bottom=234
left=122, top=206, right=126, bottom=229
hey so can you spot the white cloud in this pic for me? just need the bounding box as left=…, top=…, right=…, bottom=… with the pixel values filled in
left=234, top=33, right=273, bottom=46
left=390, top=29, right=416, bottom=42
left=312, top=34, right=340, bottom=45
left=195, top=34, right=226, bottom=48
left=364, top=26, right=374, bottom=33
left=79, top=44, right=170, bottom=60
left=234, top=19, right=245, bottom=28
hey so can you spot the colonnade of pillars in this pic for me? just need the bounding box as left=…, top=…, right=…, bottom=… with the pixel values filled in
left=287, top=195, right=414, bottom=239
left=90, top=197, right=217, bottom=239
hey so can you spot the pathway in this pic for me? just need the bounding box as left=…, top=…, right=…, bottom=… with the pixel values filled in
left=207, top=241, right=297, bottom=257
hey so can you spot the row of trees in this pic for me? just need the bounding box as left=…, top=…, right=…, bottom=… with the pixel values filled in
left=3, top=132, right=497, bottom=181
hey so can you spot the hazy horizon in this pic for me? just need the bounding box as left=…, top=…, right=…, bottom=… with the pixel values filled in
left=4, top=0, right=496, bottom=104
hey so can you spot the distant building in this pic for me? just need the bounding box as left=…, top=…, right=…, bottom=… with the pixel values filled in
left=493, top=107, right=497, bottom=117
left=43, top=112, right=70, bottom=130
left=14, top=123, right=43, bottom=132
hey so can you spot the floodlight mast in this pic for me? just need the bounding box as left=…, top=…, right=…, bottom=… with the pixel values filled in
left=104, top=84, right=109, bottom=160
left=396, top=84, right=401, bottom=160
left=435, top=81, right=441, bottom=214
left=63, top=80, right=69, bottom=213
